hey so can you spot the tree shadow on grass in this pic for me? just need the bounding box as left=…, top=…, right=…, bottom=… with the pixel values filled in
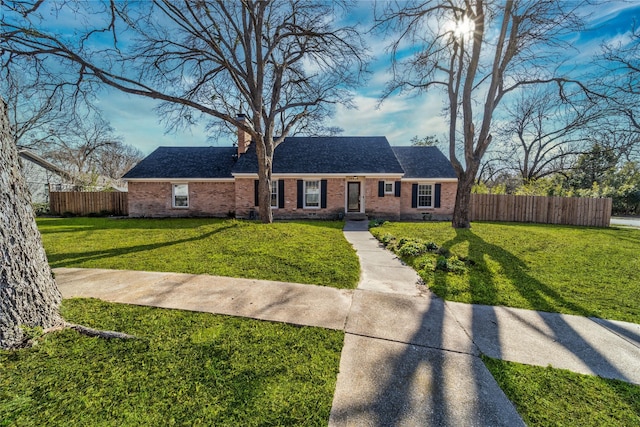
left=341, top=226, right=639, bottom=425
left=47, top=223, right=238, bottom=268
left=435, top=228, right=595, bottom=317
left=435, top=229, right=637, bottom=404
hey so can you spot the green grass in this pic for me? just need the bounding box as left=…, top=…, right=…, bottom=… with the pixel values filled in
left=483, top=356, right=640, bottom=426
left=0, top=299, right=343, bottom=426
left=369, top=222, right=640, bottom=323
left=37, top=217, right=359, bottom=289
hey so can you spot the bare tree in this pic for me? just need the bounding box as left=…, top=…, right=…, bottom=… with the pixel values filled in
left=600, top=23, right=640, bottom=133
left=379, top=0, right=590, bottom=228
left=1, top=97, right=136, bottom=348
left=2, top=68, right=68, bottom=150
left=42, top=114, right=123, bottom=184
left=0, top=97, right=63, bottom=349
left=494, top=88, right=599, bottom=182
left=95, top=141, right=144, bottom=181
left=2, top=0, right=368, bottom=223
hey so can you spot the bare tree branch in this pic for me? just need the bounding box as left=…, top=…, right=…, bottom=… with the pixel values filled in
left=378, top=0, right=591, bottom=228
left=2, top=0, right=369, bottom=222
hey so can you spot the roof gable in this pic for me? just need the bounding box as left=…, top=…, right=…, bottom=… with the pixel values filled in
left=392, top=146, right=457, bottom=179
left=123, top=146, right=237, bottom=179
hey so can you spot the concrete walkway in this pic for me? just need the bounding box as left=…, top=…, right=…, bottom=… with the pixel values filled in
left=54, top=220, right=640, bottom=426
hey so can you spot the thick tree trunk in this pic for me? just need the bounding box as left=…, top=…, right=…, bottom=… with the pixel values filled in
left=255, top=136, right=274, bottom=224
left=452, top=174, right=475, bottom=229
left=0, top=98, right=63, bottom=349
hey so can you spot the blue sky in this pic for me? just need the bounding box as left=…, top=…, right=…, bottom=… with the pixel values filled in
left=91, top=1, right=640, bottom=155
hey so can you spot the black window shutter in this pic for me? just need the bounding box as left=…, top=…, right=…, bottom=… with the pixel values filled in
left=378, top=181, right=385, bottom=197
left=254, top=180, right=259, bottom=206
left=320, top=180, right=328, bottom=209
left=297, top=180, right=304, bottom=208
left=411, top=184, right=418, bottom=208
left=278, top=180, right=285, bottom=209
left=395, top=181, right=401, bottom=197
left=435, top=183, right=441, bottom=208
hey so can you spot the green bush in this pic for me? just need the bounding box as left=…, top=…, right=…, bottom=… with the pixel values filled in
left=394, top=239, right=439, bottom=257
left=31, top=203, right=50, bottom=216
left=435, top=255, right=468, bottom=274
left=369, top=219, right=388, bottom=228
left=379, top=234, right=396, bottom=246
left=398, top=240, right=427, bottom=257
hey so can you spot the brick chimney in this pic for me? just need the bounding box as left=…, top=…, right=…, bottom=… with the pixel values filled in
left=236, top=114, right=252, bottom=156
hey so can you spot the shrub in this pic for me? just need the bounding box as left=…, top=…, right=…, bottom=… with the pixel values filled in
left=426, top=242, right=439, bottom=252
left=398, top=240, right=428, bottom=257
left=435, top=255, right=468, bottom=274
left=369, top=219, right=388, bottom=228
left=394, top=237, right=438, bottom=257
left=380, top=234, right=396, bottom=247
left=437, top=246, right=451, bottom=257
left=32, top=203, right=50, bottom=216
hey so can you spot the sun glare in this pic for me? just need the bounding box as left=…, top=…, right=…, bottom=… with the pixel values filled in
left=449, top=16, right=475, bottom=41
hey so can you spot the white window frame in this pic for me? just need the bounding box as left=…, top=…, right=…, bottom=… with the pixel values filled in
left=172, top=183, right=189, bottom=208
left=270, top=180, right=279, bottom=209
left=417, top=183, right=433, bottom=209
left=304, top=180, right=320, bottom=209
left=384, top=181, right=395, bottom=194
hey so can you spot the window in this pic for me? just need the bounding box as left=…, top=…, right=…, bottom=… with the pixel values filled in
left=417, top=184, right=432, bottom=208
left=270, top=180, right=278, bottom=208
left=172, top=184, right=189, bottom=208
left=384, top=181, right=394, bottom=194
left=304, top=180, right=320, bottom=208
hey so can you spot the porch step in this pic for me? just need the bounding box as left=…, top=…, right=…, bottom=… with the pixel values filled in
left=345, top=212, right=368, bottom=221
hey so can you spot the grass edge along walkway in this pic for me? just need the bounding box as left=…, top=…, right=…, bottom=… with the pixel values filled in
left=37, top=217, right=360, bottom=290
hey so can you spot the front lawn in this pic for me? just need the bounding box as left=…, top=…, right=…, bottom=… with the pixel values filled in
left=0, top=299, right=343, bottom=426
left=483, top=357, right=640, bottom=426
left=370, top=222, right=640, bottom=323
left=37, top=217, right=359, bottom=289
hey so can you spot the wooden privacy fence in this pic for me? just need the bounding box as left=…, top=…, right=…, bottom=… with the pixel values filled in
left=49, top=192, right=128, bottom=216
left=470, top=194, right=612, bottom=227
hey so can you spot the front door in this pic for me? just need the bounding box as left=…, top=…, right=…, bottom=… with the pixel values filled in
left=347, top=182, right=361, bottom=212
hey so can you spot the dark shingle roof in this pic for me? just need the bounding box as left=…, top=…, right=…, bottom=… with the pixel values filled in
left=392, top=146, right=457, bottom=179
left=123, top=146, right=237, bottom=179
left=123, top=140, right=457, bottom=181
left=233, top=136, right=405, bottom=174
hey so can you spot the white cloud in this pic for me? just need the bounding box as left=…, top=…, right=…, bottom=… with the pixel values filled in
left=333, top=91, right=448, bottom=145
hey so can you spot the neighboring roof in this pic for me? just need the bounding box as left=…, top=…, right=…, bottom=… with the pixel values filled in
left=18, top=149, right=72, bottom=181
left=392, top=146, right=457, bottom=179
left=123, top=146, right=237, bottom=179
left=233, top=136, right=405, bottom=175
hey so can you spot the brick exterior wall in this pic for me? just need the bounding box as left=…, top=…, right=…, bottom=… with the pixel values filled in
left=365, top=179, right=402, bottom=221
left=400, top=181, right=457, bottom=221
left=236, top=177, right=346, bottom=220
left=128, top=181, right=235, bottom=218
left=128, top=178, right=457, bottom=220
left=234, top=178, right=255, bottom=219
